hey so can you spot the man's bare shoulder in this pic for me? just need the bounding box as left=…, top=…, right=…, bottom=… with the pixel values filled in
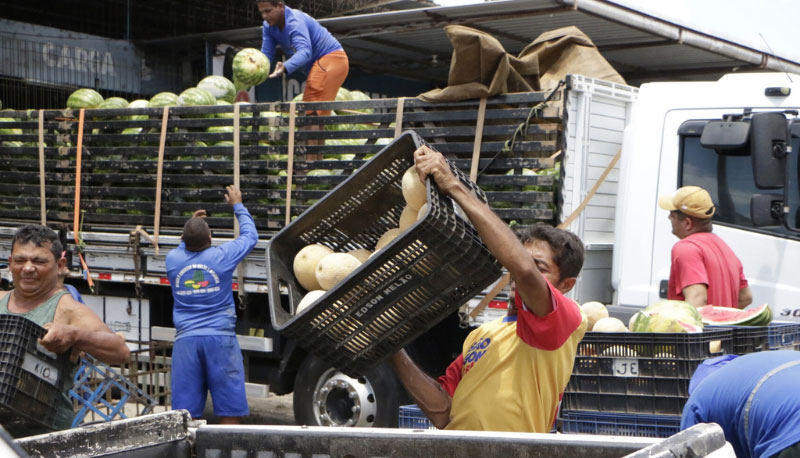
left=54, top=292, right=97, bottom=323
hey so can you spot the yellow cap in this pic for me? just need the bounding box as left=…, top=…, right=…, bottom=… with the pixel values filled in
left=658, top=186, right=715, bottom=219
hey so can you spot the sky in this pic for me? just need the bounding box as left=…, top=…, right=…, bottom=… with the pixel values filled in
left=432, top=0, right=800, bottom=63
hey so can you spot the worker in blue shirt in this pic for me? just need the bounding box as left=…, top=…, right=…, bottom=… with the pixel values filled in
left=681, top=350, right=800, bottom=458
left=166, top=185, right=258, bottom=424
left=257, top=0, right=349, bottom=152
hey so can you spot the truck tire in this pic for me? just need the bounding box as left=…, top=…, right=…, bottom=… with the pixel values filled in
left=293, top=353, right=401, bottom=427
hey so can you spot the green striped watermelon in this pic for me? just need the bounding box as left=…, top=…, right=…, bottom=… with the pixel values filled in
left=149, top=92, right=178, bottom=108
left=128, top=99, right=150, bottom=121
left=232, top=48, right=270, bottom=87
left=177, top=87, right=216, bottom=107
left=198, top=76, right=236, bottom=103
left=97, top=97, right=129, bottom=110
left=67, top=88, right=104, bottom=109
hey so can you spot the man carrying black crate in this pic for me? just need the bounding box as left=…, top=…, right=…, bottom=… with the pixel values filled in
left=681, top=350, right=800, bottom=458
left=1, top=224, right=130, bottom=436
left=389, top=146, right=588, bottom=433
left=166, top=185, right=258, bottom=425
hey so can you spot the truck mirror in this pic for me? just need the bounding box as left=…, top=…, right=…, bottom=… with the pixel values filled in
left=700, top=120, right=749, bottom=155
left=750, top=112, right=788, bottom=189
left=750, top=193, right=783, bottom=227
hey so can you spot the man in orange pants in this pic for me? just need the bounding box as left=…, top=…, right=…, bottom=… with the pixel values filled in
left=258, top=0, right=349, bottom=152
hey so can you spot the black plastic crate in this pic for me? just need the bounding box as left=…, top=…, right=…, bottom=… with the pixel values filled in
left=0, top=315, right=71, bottom=434
left=705, top=325, right=768, bottom=355
left=564, top=328, right=733, bottom=415
left=767, top=323, right=800, bottom=350
left=559, top=410, right=680, bottom=438
left=267, top=131, right=503, bottom=376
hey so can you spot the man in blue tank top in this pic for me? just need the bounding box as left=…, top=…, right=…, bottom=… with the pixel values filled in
left=682, top=351, right=800, bottom=458
left=166, top=185, right=258, bottom=424
left=0, top=225, right=130, bottom=436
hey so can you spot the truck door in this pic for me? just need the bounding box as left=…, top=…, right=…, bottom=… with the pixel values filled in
left=654, top=113, right=800, bottom=320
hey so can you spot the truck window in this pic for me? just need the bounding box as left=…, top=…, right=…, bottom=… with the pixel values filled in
left=678, top=119, right=800, bottom=239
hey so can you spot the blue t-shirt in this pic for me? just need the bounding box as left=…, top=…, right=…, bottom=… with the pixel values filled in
left=681, top=350, right=800, bottom=458
left=166, top=203, right=258, bottom=339
left=261, top=5, right=343, bottom=75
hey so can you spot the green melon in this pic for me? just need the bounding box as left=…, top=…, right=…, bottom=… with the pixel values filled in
left=67, top=88, right=104, bottom=109
left=149, top=92, right=178, bottom=108
left=198, top=75, right=237, bottom=103
left=97, top=97, right=129, bottom=110
left=232, top=48, right=270, bottom=87
left=128, top=99, right=150, bottom=121
left=177, top=87, right=216, bottom=107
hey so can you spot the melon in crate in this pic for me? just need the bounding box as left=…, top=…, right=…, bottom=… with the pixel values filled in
left=198, top=75, right=237, bottom=103
left=149, top=91, right=178, bottom=108
left=178, top=87, right=217, bottom=107
left=699, top=304, right=773, bottom=326
left=67, top=88, right=104, bottom=109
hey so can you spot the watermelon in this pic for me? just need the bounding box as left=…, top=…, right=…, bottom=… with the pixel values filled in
left=699, top=304, right=773, bottom=326
left=149, top=92, right=178, bottom=108
left=0, top=118, right=22, bottom=136
left=198, top=75, right=237, bottom=103
left=215, top=100, right=234, bottom=118
left=630, top=300, right=704, bottom=333
left=67, top=88, right=104, bottom=109
left=97, top=97, right=129, bottom=110
left=128, top=99, right=150, bottom=121
left=232, top=48, right=270, bottom=87
left=178, top=87, right=216, bottom=107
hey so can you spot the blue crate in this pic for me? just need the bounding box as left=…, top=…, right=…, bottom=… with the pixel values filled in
left=767, top=323, right=800, bottom=350
left=559, top=410, right=681, bottom=438
left=398, top=404, right=435, bottom=429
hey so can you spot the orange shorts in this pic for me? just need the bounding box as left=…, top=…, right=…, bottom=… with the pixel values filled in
left=303, top=50, right=349, bottom=116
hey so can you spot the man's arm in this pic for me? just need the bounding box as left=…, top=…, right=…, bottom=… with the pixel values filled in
left=221, top=185, right=259, bottom=265
left=413, top=146, right=552, bottom=316
left=682, top=283, right=708, bottom=308
left=42, top=296, right=130, bottom=364
left=738, top=286, right=753, bottom=309
left=389, top=350, right=452, bottom=429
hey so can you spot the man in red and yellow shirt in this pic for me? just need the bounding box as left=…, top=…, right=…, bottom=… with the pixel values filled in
left=389, top=146, right=587, bottom=432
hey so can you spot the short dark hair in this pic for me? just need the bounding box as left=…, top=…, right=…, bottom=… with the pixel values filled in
left=256, top=0, right=281, bottom=5
left=12, top=225, right=62, bottom=261
left=182, top=217, right=212, bottom=251
left=514, top=223, right=584, bottom=280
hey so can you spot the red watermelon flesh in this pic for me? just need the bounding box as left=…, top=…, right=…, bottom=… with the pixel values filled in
left=699, top=304, right=772, bottom=326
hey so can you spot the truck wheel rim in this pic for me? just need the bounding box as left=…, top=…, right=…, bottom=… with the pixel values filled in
left=312, top=369, right=378, bottom=427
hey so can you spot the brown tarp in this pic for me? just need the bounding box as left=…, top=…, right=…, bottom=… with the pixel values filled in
left=419, top=25, right=625, bottom=102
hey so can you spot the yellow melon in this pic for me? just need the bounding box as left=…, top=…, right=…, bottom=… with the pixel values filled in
left=375, top=228, right=402, bottom=251
left=296, top=290, right=325, bottom=315
left=581, top=301, right=609, bottom=331
left=402, top=166, right=427, bottom=210
left=399, top=205, right=419, bottom=231
left=293, top=244, right=333, bottom=291
left=315, top=252, right=362, bottom=290
left=417, top=203, right=428, bottom=221
left=347, top=248, right=372, bottom=263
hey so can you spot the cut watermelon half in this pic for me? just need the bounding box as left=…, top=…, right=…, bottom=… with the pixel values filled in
left=699, top=304, right=772, bottom=326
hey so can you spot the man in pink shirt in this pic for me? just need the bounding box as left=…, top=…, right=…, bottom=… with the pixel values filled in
left=658, top=186, right=752, bottom=309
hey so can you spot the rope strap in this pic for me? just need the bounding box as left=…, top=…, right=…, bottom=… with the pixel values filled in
left=153, top=106, right=169, bottom=255
left=285, top=101, right=297, bottom=227
left=38, top=110, right=46, bottom=225
left=394, top=97, right=406, bottom=138
left=233, top=103, right=246, bottom=302
left=469, top=97, right=487, bottom=183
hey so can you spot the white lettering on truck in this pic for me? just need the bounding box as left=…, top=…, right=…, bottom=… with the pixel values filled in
left=42, top=43, right=116, bottom=76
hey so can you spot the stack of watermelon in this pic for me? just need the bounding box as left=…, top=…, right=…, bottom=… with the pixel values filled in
left=699, top=304, right=773, bottom=326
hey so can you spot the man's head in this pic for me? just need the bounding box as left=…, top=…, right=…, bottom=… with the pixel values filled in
left=514, top=223, right=584, bottom=294
left=659, top=186, right=715, bottom=238
left=182, top=217, right=212, bottom=252
left=257, top=0, right=285, bottom=26
left=9, top=225, right=64, bottom=296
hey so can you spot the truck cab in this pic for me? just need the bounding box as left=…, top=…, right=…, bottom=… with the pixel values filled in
left=612, top=72, right=800, bottom=320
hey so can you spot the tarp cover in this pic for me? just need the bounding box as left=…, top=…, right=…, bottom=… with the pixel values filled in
left=419, top=25, right=625, bottom=102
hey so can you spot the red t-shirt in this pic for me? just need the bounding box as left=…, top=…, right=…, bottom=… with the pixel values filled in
left=668, top=232, right=748, bottom=308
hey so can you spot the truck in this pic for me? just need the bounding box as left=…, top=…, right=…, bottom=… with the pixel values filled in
left=2, top=70, right=800, bottom=431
